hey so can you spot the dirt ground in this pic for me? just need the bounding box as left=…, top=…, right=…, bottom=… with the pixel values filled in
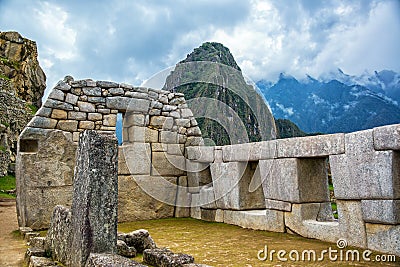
left=0, top=199, right=25, bottom=267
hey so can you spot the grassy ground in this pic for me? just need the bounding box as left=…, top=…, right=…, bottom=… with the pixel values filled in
left=0, top=175, right=16, bottom=199
left=119, top=218, right=399, bottom=267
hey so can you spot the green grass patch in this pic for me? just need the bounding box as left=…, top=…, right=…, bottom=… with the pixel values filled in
left=0, top=175, right=16, bottom=199
left=0, top=73, right=11, bottom=80
left=0, top=145, right=6, bottom=152
left=27, top=103, right=38, bottom=115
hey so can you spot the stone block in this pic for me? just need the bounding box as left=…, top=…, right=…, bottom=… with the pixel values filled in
left=336, top=200, right=367, bottom=247
left=85, top=253, right=146, bottom=267
left=175, top=177, right=191, bottom=217
left=366, top=223, right=400, bottom=257
left=65, top=93, right=79, bottom=105
left=124, top=113, right=145, bottom=127
left=79, top=121, right=95, bottom=130
left=68, top=111, right=87, bottom=120
left=121, top=143, right=151, bottom=175
left=116, top=240, right=137, bottom=258
left=88, top=96, right=105, bottom=103
left=151, top=143, right=166, bottom=152
left=190, top=193, right=201, bottom=220
left=199, top=185, right=217, bottom=209
left=44, top=99, right=74, bottom=111
left=29, top=237, right=46, bottom=249
left=175, top=119, right=190, bottom=127
left=330, top=129, right=400, bottom=199
left=83, top=87, right=102, bottom=96
left=260, top=158, right=330, bottom=203
left=45, top=205, right=72, bottom=264
left=211, top=161, right=265, bottom=210
left=187, top=161, right=212, bottom=193
left=48, top=89, right=65, bottom=101
left=77, top=101, right=95, bottom=112
left=167, top=144, right=184, bottom=155
left=145, top=128, right=159, bottom=143
left=151, top=152, right=185, bottom=176
left=51, top=109, right=67, bottom=119
left=361, top=200, right=400, bottom=224
left=185, top=136, right=203, bottom=146
left=143, top=248, right=194, bottom=267
left=57, top=120, right=78, bottom=132
left=97, top=81, right=119, bottom=88
left=160, top=131, right=178, bottom=144
left=222, top=141, right=277, bottom=162
left=181, top=108, right=193, bottom=118
left=106, top=96, right=131, bottom=110
left=128, top=126, right=145, bottom=143
left=118, top=175, right=176, bottom=222
left=374, top=124, right=400, bottom=151
left=284, top=203, right=340, bottom=244
left=126, top=98, right=150, bottom=113
left=70, top=131, right=118, bottom=267
left=224, top=210, right=283, bottom=231
left=277, top=133, right=345, bottom=158
left=214, top=149, right=223, bottom=163
left=28, top=256, right=58, bottom=267
left=108, top=87, right=125, bottom=95
left=88, top=113, right=102, bottom=121
left=186, top=146, right=215, bottom=163
left=201, top=209, right=217, bottom=222
left=117, top=229, right=156, bottom=253
left=265, top=199, right=292, bottom=212
left=103, top=114, right=117, bottom=126
left=150, top=116, right=170, bottom=129
left=36, top=107, right=52, bottom=117
left=28, top=117, right=57, bottom=129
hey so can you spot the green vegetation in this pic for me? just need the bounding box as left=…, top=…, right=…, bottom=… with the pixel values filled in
left=0, top=145, right=6, bottom=152
left=118, top=218, right=392, bottom=266
left=0, top=56, right=20, bottom=70
left=27, top=103, right=38, bottom=114
left=0, top=175, right=16, bottom=199
left=0, top=73, right=11, bottom=80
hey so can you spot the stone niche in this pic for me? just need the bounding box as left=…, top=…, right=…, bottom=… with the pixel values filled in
left=17, top=77, right=202, bottom=229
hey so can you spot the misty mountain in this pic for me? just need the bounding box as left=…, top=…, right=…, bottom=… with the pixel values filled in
left=257, top=70, right=400, bottom=134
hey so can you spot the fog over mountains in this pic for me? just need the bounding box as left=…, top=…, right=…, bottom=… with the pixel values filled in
left=257, top=69, right=400, bottom=134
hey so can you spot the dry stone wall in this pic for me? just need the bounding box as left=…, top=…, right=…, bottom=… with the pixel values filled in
left=17, top=76, right=202, bottom=229
left=187, top=125, right=400, bottom=257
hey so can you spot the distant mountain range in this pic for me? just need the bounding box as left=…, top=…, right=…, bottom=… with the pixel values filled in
left=257, top=69, right=400, bottom=134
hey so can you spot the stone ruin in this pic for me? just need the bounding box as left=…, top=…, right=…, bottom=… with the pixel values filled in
left=16, top=77, right=400, bottom=259
left=25, top=130, right=205, bottom=266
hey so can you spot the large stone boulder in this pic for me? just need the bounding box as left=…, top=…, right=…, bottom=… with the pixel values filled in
left=117, top=229, right=156, bottom=253
left=143, top=248, right=194, bottom=267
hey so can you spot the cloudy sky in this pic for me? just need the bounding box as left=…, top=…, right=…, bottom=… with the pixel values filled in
left=1, top=0, right=399, bottom=91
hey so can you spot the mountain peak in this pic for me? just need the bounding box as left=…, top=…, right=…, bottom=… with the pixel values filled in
left=180, top=42, right=241, bottom=71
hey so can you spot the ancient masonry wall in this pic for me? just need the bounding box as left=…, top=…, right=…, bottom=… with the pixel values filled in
left=17, top=77, right=400, bottom=257
left=188, top=126, right=400, bottom=257
left=16, top=77, right=202, bottom=230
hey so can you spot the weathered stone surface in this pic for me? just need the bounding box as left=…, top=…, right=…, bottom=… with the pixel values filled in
left=28, top=256, right=58, bottom=267
left=175, top=176, right=191, bottom=217
left=28, top=117, right=57, bottom=129
left=116, top=240, right=137, bottom=258
left=17, top=130, right=76, bottom=229
left=57, top=120, right=78, bottom=132
left=152, top=152, right=185, bottom=176
left=25, top=248, right=46, bottom=265
left=118, top=229, right=156, bottom=253
left=127, top=126, right=145, bottom=142
left=45, top=205, right=72, bottom=264
left=36, top=107, right=52, bottom=117
left=199, top=185, right=217, bottom=209
left=224, top=210, right=284, bottom=232
left=97, top=81, right=119, bottom=88
left=82, top=87, right=102, bottom=96
left=260, top=158, right=330, bottom=203
left=79, top=121, right=95, bottom=130
left=211, top=162, right=265, bottom=210
left=222, top=141, right=277, bottom=162
left=49, top=89, right=65, bottom=101
left=361, top=200, right=400, bottom=224
left=121, top=143, right=151, bottom=175
left=108, top=87, right=124, bottom=95
left=77, top=101, right=95, bottom=112
left=29, top=237, right=46, bottom=250
left=125, top=98, right=150, bottom=113
left=51, top=109, right=67, bottom=119
left=85, top=253, right=146, bottom=267
left=278, top=133, right=345, bottom=158
left=265, top=199, right=292, bottom=212
left=70, top=130, right=118, bottom=267
left=124, top=113, right=145, bottom=127
left=66, top=93, right=79, bottom=105
left=143, top=248, right=194, bottom=267
left=69, top=111, right=87, bottom=120
left=160, top=131, right=178, bottom=144
left=118, top=175, right=176, bottom=222
left=285, top=203, right=340, bottom=244
left=186, top=146, right=214, bottom=163
left=336, top=200, right=367, bottom=247
left=187, top=161, right=212, bottom=193
left=88, top=113, right=102, bottom=121
left=103, top=114, right=117, bottom=127
left=44, top=99, right=73, bottom=111
left=190, top=193, right=201, bottom=220
left=374, top=124, right=400, bottom=150
left=366, top=223, right=400, bottom=257
left=330, top=129, right=400, bottom=199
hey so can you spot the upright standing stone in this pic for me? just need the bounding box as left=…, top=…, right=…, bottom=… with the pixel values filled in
left=70, top=130, right=118, bottom=267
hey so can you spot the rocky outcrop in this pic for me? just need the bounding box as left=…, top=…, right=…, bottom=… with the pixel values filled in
left=0, top=31, right=46, bottom=106
left=0, top=31, right=46, bottom=176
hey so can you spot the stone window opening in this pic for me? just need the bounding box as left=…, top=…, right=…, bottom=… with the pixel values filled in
left=116, top=112, right=124, bottom=145
left=19, top=139, right=38, bottom=153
